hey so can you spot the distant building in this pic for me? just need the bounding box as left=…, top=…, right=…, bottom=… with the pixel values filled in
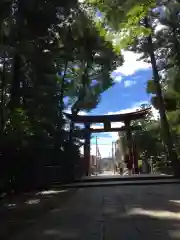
left=90, top=155, right=96, bottom=167
left=100, top=157, right=113, bottom=171
left=115, top=132, right=127, bottom=172
left=90, top=155, right=98, bottom=175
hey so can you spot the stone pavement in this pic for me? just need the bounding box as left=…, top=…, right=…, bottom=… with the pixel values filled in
left=9, top=183, right=180, bottom=240
left=0, top=188, right=76, bottom=240
left=63, top=178, right=180, bottom=188
left=81, top=173, right=174, bottom=182
left=83, top=172, right=167, bottom=179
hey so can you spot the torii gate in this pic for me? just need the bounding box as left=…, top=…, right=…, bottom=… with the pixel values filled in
left=65, top=108, right=150, bottom=176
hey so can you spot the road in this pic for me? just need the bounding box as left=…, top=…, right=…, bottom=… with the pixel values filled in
left=11, top=183, right=180, bottom=240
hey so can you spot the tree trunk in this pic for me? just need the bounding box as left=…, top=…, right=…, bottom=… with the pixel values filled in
left=69, top=61, right=88, bottom=142
left=0, top=60, right=6, bottom=133
left=54, top=59, right=68, bottom=148
left=9, top=1, right=23, bottom=111
left=69, top=108, right=79, bottom=142
left=60, top=59, right=68, bottom=114
left=144, top=17, right=180, bottom=176
left=171, top=26, right=180, bottom=67
left=9, top=52, right=21, bottom=110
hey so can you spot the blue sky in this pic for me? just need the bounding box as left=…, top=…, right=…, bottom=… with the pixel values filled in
left=90, top=69, right=152, bottom=115
left=76, top=51, right=157, bottom=157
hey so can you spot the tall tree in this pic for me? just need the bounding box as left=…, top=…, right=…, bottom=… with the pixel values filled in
left=86, top=0, right=180, bottom=175
left=0, top=1, right=124, bottom=191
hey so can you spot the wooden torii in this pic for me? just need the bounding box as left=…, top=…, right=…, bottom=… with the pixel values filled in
left=65, top=108, right=150, bottom=176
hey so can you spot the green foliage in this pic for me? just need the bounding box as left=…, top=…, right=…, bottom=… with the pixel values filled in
left=87, top=0, right=180, bottom=173
left=85, top=0, right=154, bottom=48
left=131, top=107, right=170, bottom=173
left=0, top=0, right=123, bottom=193
left=146, top=79, right=156, bottom=94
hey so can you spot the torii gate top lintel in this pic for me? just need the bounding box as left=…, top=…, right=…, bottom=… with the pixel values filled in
left=64, top=107, right=151, bottom=124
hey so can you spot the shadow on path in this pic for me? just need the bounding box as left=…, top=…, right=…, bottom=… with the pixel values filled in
left=9, top=184, right=180, bottom=240
left=0, top=188, right=76, bottom=240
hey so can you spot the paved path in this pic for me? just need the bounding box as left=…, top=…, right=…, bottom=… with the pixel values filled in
left=10, top=184, right=180, bottom=240
left=82, top=173, right=174, bottom=182
left=0, top=189, right=76, bottom=240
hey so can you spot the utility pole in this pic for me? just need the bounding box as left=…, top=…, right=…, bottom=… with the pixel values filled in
left=96, top=136, right=98, bottom=175
left=98, top=148, right=101, bottom=173
left=112, top=141, right=115, bottom=174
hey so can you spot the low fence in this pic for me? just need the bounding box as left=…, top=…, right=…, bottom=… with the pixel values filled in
left=0, top=162, right=85, bottom=197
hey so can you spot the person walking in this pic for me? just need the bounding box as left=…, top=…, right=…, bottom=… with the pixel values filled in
left=133, top=141, right=139, bottom=175
left=125, top=149, right=133, bottom=176
left=118, top=162, right=123, bottom=175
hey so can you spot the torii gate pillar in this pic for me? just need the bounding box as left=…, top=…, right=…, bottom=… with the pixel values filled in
left=125, top=120, right=133, bottom=156
left=84, top=123, right=91, bottom=176
left=125, top=120, right=138, bottom=174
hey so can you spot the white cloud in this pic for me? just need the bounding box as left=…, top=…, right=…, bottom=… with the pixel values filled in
left=79, top=111, right=87, bottom=116
left=114, top=76, right=122, bottom=82
left=91, top=123, right=104, bottom=129
left=155, top=23, right=167, bottom=33
left=151, top=107, right=159, bottom=120
left=107, top=101, right=147, bottom=115
left=124, top=80, right=136, bottom=87
left=113, top=51, right=151, bottom=82
left=107, top=101, right=159, bottom=120
left=64, top=108, right=87, bottom=116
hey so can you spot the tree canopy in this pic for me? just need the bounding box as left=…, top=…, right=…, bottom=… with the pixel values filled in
left=85, top=0, right=180, bottom=174
left=0, top=0, right=123, bottom=193
left=2, top=0, right=180, bottom=192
